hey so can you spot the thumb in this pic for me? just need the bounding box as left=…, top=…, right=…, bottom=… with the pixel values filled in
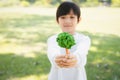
left=65, top=54, right=70, bottom=59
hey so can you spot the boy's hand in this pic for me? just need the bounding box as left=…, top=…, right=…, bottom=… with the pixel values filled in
left=63, top=54, right=77, bottom=68
left=55, top=54, right=77, bottom=68
left=55, top=55, right=66, bottom=68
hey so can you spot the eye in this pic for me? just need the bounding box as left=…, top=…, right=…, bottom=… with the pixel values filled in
left=60, top=16, right=65, bottom=19
left=70, top=16, right=75, bottom=19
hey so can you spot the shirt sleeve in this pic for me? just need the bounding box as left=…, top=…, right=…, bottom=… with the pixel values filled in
left=47, top=36, right=60, bottom=68
left=74, top=36, right=91, bottom=68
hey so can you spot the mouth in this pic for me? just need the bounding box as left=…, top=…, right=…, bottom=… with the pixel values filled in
left=64, top=26, right=71, bottom=27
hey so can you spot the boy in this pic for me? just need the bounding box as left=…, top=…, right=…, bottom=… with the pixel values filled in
left=47, top=1, right=91, bottom=80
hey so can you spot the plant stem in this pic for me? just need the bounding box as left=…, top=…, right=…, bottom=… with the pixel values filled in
left=65, top=48, right=69, bottom=54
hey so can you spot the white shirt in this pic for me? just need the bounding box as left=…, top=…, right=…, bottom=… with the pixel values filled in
left=47, top=32, right=91, bottom=80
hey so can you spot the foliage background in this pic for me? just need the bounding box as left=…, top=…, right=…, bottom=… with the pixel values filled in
left=0, top=0, right=120, bottom=7
left=0, top=0, right=120, bottom=80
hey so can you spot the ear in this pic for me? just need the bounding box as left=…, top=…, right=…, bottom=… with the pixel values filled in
left=77, top=17, right=81, bottom=23
left=56, top=19, right=59, bottom=24
left=57, top=20, right=59, bottom=23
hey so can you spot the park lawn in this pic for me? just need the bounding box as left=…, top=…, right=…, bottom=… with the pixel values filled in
left=0, top=8, right=120, bottom=80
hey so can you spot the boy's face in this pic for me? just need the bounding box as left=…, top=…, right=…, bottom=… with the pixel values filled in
left=57, top=10, right=80, bottom=34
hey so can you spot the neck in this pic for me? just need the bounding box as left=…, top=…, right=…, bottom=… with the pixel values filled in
left=69, top=32, right=75, bottom=35
left=62, top=31, right=75, bottom=35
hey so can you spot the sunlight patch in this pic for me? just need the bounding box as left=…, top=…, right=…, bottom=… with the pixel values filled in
left=7, top=74, right=48, bottom=80
left=92, top=59, right=102, bottom=64
left=92, top=40, right=100, bottom=45
left=90, top=46, right=97, bottom=52
left=23, top=52, right=36, bottom=58
left=0, top=42, right=46, bottom=56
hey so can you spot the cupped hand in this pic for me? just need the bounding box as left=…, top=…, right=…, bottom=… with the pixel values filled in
left=55, top=55, right=66, bottom=68
left=55, top=54, right=77, bottom=68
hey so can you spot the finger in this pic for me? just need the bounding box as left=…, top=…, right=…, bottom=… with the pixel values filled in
left=55, top=60, right=68, bottom=66
left=62, top=62, right=77, bottom=68
left=61, top=61, right=74, bottom=66
left=55, top=58, right=63, bottom=63
left=66, top=54, right=74, bottom=58
left=66, top=58, right=77, bottom=63
left=62, top=58, right=67, bottom=63
left=65, top=54, right=75, bottom=59
left=62, top=64, right=75, bottom=68
left=55, top=59, right=59, bottom=63
left=62, top=62, right=69, bottom=66
left=56, top=55, right=66, bottom=58
left=69, top=54, right=76, bottom=59
left=57, top=64, right=64, bottom=68
left=57, top=61, right=65, bottom=68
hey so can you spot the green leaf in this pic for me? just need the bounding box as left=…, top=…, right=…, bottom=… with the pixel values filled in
left=56, top=32, right=75, bottom=49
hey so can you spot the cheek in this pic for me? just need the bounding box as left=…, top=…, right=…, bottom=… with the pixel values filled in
left=73, top=20, right=78, bottom=24
left=58, top=21, right=64, bottom=25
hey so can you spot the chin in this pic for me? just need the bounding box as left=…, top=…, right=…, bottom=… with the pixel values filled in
left=63, top=30, right=69, bottom=33
left=63, top=31, right=73, bottom=34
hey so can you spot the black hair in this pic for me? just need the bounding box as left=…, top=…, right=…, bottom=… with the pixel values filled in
left=56, top=1, right=81, bottom=22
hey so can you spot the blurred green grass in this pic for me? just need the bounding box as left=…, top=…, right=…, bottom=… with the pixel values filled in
left=0, top=8, right=120, bottom=80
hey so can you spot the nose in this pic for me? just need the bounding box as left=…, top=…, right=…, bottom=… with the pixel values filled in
left=65, top=18, right=71, bottom=23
